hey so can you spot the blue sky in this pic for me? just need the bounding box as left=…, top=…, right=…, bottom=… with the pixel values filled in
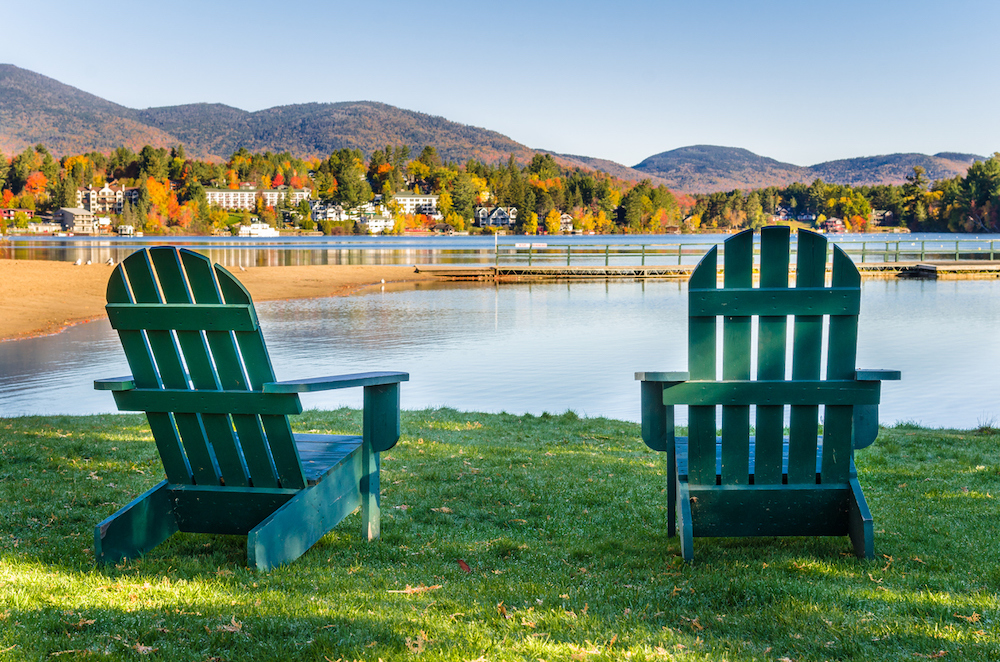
left=2, top=0, right=997, bottom=166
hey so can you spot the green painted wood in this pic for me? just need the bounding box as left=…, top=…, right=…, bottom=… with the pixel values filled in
left=124, top=250, right=220, bottom=486
left=686, top=483, right=853, bottom=537
left=637, top=227, right=898, bottom=561
left=687, top=246, right=718, bottom=485
left=170, top=485, right=300, bottom=534
left=111, top=389, right=303, bottom=415
left=94, top=481, right=178, bottom=565
left=847, top=477, right=875, bottom=559
left=107, top=255, right=192, bottom=485
left=640, top=380, right=675, bottom=534
left=363, top=383, right=402, bottom=453
left=755, top=226, right=789, bottom=485
left=689, top=288, right=861, bottom=317
left=215, top=264, right=306, bottom=490
left=151, top=247, right=251, bottom=489
left=94, top=376, right=135, bottom=391
left=263, top=372, right=410, bottom=393
left=721, top=230, right=753, bottom=485
left=248, top=448, right=363, bottom=570
left=97, top=247, right=406, bottom=569
left=661, top=380, right=880, bottom=406
left=822, top=244, right=862, bottom=484
left=106, top=303, right=258, bottom=332
left=634, top=371, right=690, bottom=383
left=181, top=250, right=279, bottom=489
left=856, top=369, right=901, bottom=381
left=788, top=230, right=826, bottom=485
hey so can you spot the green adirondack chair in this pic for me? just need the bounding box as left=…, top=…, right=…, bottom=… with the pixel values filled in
left=94, top=247, right=408, bottom=570
left=636, top=227, right=899, bottom=561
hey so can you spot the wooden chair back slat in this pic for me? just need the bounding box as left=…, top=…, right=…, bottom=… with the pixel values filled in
left=787, top=231, right=826, bottom=484
left=117, top=250, right=220, bottom=486
left=754, top=226, right=790, bottom=484
left=215, top=263, right=305, bottom=490
left=721, top=230, right=753, bottom=485
left=179, top=250, right=281, bottom=489
left=148, top=248, right=253, bottom=489
left=108, top=248, right=307, bottom=490
left=687, top=246, right=718, bottom=485
left=107, top=265, right=193, bottom=485
left=683, top=227, right=865, bottom=487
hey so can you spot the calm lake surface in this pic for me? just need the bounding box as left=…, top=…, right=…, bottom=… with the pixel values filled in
left=0, top=278, right=995, bottom=429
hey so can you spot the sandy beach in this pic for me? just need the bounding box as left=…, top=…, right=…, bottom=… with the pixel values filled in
left=0, top=259, right=439, bottom=341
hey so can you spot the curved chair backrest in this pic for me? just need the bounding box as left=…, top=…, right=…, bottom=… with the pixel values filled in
left=107, top=247, right=306, bottom=490
left=684, top=226, right=862, bottom=486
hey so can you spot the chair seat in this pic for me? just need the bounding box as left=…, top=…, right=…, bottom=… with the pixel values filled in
left=294, top=434, right=363, bottom=484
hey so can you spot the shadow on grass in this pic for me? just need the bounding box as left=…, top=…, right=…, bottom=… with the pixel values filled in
left=1, top=409, right=997, bottom=660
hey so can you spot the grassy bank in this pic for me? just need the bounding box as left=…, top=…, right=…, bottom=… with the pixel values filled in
left=0, top=410, right=997, bottom=661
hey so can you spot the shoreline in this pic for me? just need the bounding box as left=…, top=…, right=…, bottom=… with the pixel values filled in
left=0, top=260, right=439, bottom=342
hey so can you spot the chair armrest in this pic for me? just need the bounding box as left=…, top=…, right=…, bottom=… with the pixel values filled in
left=95, top=376, right=136, bottom=391
left=635, top=371, right=690, bottom=383
left=856, top=369, right=901, bottom=381
left=262, top=371, right=409, bottom=393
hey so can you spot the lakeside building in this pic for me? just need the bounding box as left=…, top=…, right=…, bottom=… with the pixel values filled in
left=393, top=193, right=440, bottom=219
left=205, top=186, right=311, bottom=211
left=0, top=208, right=35, bottom=222
left=75, top=183, right=138, bottom=215
left=238, top=222, right=280, bottom=237
left=55, top=207, right=99, bottom=234
left=474, top=206, right=518, bottom=228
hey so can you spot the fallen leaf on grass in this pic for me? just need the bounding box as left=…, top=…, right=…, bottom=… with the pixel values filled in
left=405, top=631, right=430, bottom=653
left=432, top=507, right=453, bottom=514
left=217, top=616, right=242, bottom=632
left=954, top=612, right=981, bottom=623
left=457, top=559, right=471, bottom=573
left=388, top=584, right=442, bottom=595
left=913, top=652, right=947, bottom=659
left=133, top=643, right=157, bottom=654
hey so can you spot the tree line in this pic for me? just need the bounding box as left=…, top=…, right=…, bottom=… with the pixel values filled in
left=1, top=142, right=998, bottom=235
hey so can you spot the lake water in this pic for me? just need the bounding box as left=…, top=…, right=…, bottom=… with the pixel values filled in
left=0, top=278, right=996, bottom=429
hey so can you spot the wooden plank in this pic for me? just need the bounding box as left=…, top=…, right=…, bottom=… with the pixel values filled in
left=788, top=230, right=825, bottom=484
left=216, top=263, right=306, bottom=490
left=112, top=389, right=303, bottom=415
left=248, top=449, right=364, bottom=570
left=823, top=245, right=861, bottom=483
left=106, top=303, right=259, bottom=332
left=755, top=226, right=790, bottom=485
left=263, top=372, right=410, bottom=393
left=662, top=380, right=880, bottom=406
left=294, top=434, right=362, bottom=483
left=689, top=288, right=860, bottom=317
left=721, top=229, right=753, bottom=485
left=107, top=259, right=192, bottom=485
left=181, top=250, right=280, bottom=489
left=686, top=483, right=852, bottom=537
left=170, top=485, right=299, bottom=535
left=687, top=246, right=718, bottom=485
left=152, top=248, right=251, bottom=489
left=94, top=480, right=178, bottom=565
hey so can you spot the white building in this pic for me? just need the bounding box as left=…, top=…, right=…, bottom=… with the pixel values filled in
left=238, top=222, right=280, bottom=237
left=394, top=193, right=440, bottom=218
left=76, top=183, right=134, bottom=215
left=205, top=186, right=311, bottom=211
left=474, top=206, right=518, bottom=227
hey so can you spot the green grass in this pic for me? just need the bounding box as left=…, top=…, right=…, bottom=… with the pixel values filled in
left=0, top=410, right=997, bottom=661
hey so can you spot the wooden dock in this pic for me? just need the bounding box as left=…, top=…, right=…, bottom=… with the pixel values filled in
left=416, top=261, right=1000, bottom=281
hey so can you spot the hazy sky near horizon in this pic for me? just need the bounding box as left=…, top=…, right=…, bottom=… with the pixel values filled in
left=1, top=0, right=997, bottom=167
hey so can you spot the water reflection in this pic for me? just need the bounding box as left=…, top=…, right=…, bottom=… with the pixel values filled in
left=0, top=279, right=996, bottom=428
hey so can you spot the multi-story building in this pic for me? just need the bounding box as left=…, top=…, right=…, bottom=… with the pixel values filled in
left=56, top=207, right=98, bottom=234
left=76, top=183, right=133, bottom=215
left=205, top=186, right=311, bottom=211
left=474, top=206, right=518, bottom=227
left=394, top=193, right=440, bottom=218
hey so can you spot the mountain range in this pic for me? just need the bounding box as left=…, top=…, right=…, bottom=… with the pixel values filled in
left=0, top=64, right=987, bottom=193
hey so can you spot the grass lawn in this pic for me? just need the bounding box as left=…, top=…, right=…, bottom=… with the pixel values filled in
left=0, top=410, right=997, bottom=661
